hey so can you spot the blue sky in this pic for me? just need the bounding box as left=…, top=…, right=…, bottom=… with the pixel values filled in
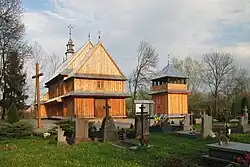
left=23, top=0, right=250, bottom=97
left=23, top=0, right=49, bottom=11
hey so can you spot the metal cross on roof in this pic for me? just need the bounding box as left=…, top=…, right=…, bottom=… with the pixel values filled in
left=88, top=33, right=91, bottom=41
left=68, top=24, right=73, bottom=39
left=98, top=31, right=101, bottom=41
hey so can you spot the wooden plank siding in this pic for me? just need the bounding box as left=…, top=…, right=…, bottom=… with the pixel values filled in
left=74, top=98, right=94, bottom=118
left=77, top=44, right=122, bottom=76
left=63, top=97, right=74, bottom=117
left=168, top=94, right=188, bottom=115
left=153, top=94, right=168, bottom=114
left=108, top=99, right=126, bottom=117
left=94, top=98, right=106, bottom=117
left=45, top=103, right=63, bottom=117
left=64, top=79, right=74, bottom=94
left=168, top=84, right=187, bottom=90
left=74, top=78, right=124, bottom=92
left=41, top=104, right=47, bottom=117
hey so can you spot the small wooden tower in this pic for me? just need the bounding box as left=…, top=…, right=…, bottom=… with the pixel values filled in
left=149, top=63, right=190, bottom=116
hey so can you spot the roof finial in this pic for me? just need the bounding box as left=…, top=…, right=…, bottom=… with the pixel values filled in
left=88, top=33, right=91, bottom=41
left=98, top=31, right=101, bottom=41
left=68, top=24, right=73, bottom=39
left=168, top=54, right=170, bottom=65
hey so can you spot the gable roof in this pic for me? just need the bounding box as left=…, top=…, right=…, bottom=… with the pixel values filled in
left=151, top=63, right=188, bottom=80
left=64, top=42, right=126, bottom=80
left=45, top=41, right=94, bottom=85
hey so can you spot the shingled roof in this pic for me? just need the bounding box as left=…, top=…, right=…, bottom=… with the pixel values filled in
left=151, top=64, right=188, bottom=80
left=45, top=41, right=94, bottom=85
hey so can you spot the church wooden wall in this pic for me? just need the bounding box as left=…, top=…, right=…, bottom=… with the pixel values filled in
left=77, top=44, right=121, bottom=76
left=108, top=99, right=126, bottom=117
left=74, top=79, right=124, bottom=92
left=41, top=104, right=47, bottom=117
left=44, top=103, right=63, bottom=117
left=74, top=97, right=94, bottom=118
left=152, top=94, right=168, bottom=114
left=168, top=93, right=188, bottom=115
left=48, top=81, right=64, bottom=99
left=64, top=79, right=74, bottom=94
left=63, top=97, right=74, bottom=117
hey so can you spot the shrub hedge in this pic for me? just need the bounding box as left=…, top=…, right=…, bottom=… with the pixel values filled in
left=0, top=120, right=33, bottom=140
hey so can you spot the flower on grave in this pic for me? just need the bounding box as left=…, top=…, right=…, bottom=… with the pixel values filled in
left=234, top=153, right=250, bottom=165
left=43, top=132, right=51, bottom=138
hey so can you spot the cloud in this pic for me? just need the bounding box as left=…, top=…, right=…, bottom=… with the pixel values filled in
left=23, top=0, right=250, bottom=85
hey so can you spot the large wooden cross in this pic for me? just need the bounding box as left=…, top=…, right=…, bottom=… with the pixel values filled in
left=32, top=63, right=43, bottom=128
left=103, top=99, right=111, bottom=117
left=139, top=104, right=145, bottom=146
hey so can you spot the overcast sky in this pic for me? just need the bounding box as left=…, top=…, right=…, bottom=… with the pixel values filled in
left=23, top=0, right=250, bottom=88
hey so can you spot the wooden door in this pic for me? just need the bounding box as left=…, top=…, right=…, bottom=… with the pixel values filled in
left=94, top=99, right=106, bottom=118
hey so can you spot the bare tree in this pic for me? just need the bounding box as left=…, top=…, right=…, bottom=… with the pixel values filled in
left=128, top=41, right=159, bottom=115
left=45, top=52, right=61, bottom=77
left=171, top=56, right=203, bottom=92
left=222, top=68, right=248, bottom=103
left=202, top=52, right=236, bottom=116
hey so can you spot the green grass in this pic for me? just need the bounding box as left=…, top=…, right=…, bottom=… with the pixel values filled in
left=0, top=133, right=250, bottom=167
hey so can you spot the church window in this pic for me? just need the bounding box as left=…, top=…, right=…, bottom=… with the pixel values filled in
left=97, top=80, right=104, bottom=89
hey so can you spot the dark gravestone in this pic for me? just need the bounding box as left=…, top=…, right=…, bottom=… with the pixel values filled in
left=162, top=120, right=172, bottom=133
left=135, top=115, right=149, bottom=136
left=100, top=116, right=118, bottom=142
left=100, top=101, right=118, bottom=142
left=75, top=118, right=90, bottom=143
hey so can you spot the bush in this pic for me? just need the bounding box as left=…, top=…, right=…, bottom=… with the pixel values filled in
left=7, top=103, right=20, bottom=123
left=55, top=119, right=75, bottom=137
left=0, top=120, right=33, bottom=140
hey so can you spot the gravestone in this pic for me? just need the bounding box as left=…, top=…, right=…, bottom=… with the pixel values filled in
left=239, top=106, right=249, bottom=133
left=100, top=116, right=118, bottom=142
left=135, top=115, right=149, bottom=135
left=162, top=119, right=172, bottom=133
left=183, top=114, right=193, bottom=131
left=201, top=112, right=213, bottom=138
left=57, top=126, right=67, bottom=145
left=100, top=101, right=118, bottom=142
left=75, top=118, right=90, bottom=143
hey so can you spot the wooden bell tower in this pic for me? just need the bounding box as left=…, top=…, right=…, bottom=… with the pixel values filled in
left=149, top=63, right=190, bottom=116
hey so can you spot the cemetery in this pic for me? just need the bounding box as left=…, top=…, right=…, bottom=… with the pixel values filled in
left=1, top=1, right=250, bottom=167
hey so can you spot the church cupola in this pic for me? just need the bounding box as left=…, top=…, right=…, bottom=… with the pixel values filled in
left=64, top=24, right=75, bottom=62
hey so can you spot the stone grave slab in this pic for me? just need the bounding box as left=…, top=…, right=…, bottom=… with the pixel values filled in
left=202, top=142, right=250, bottom=167
left=57, top=126, right=67, bottom=145
left=100, top=116, right=118, bottom=142
left=201, top=112, right=212, bottom=138
left=75, top=118, right=90, bottom=143
left=183, top=114, right=193, bottom=131
left=135, top=115, right=149, bottom=136
left=162, top=119, right=172, bottom=133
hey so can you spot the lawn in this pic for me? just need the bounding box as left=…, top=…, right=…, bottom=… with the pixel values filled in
left=1, top=133, right=250, bottom=167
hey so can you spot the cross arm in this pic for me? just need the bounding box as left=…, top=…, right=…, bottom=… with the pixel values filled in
left=32, top=73, right=44, bottom=79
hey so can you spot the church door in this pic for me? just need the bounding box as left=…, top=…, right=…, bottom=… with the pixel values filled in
left=94, top=98, right=106, bottom=118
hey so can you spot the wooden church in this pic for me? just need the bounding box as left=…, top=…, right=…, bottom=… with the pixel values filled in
left=149, top=63, right=190, bottom=117
left=40, top=33, right=129, bottom=119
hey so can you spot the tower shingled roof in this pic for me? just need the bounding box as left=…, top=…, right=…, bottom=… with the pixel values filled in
left=151, top=63, right=188, bottom=80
